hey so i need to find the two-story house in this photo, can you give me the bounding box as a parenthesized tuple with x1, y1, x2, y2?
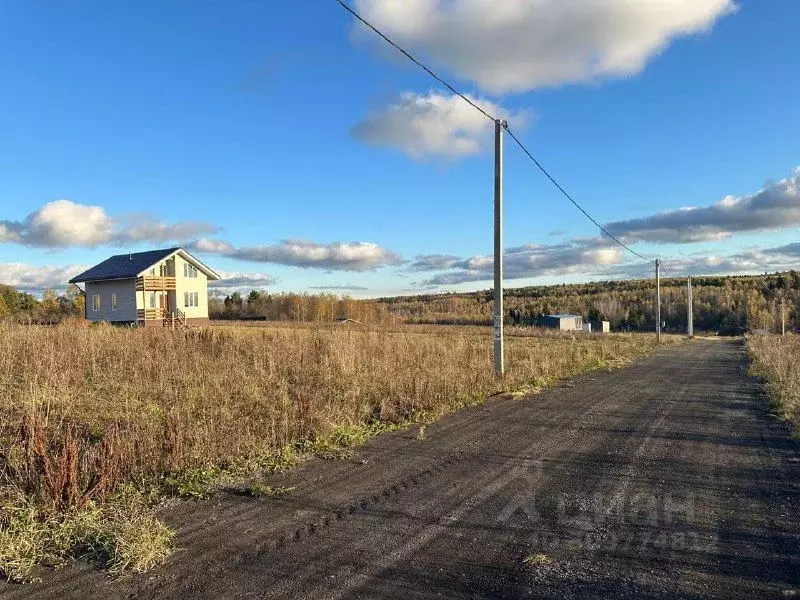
(69, 247, 220, 326)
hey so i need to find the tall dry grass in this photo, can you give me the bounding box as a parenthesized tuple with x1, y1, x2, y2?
(1, 322, 665, 507)
(747, 334, 800, 430)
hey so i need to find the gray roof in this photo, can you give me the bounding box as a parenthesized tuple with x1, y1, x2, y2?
(547, 314, 583, 319)
(69, 247, 181, 283)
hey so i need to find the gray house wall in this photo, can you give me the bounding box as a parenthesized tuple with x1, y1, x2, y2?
(85, 278, 137, 323)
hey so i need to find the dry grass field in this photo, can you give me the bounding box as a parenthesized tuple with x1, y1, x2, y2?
(747, 333, 800, 431)
(0, 321, 675, 581)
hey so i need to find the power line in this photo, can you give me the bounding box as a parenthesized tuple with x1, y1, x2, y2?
(503, 126, 653, 264)
(334, 0, 495, 123)
(334, 0, 657, 267)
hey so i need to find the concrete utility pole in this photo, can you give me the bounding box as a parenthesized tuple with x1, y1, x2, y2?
(656, 259, 661, 342)
(493, 119, 507, 376)
(782, 297, 786, 336)
(687, 276, 694, 338)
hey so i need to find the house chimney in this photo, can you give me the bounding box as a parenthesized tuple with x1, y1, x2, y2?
(129, 253, 132, 260)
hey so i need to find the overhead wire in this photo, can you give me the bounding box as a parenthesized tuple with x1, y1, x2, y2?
(503, 126, 654, 263)
(334, 0, 495, 123)
(334, 0, 681, 273)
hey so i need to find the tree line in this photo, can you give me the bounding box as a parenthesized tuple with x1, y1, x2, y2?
(211, 290, 395, 324)
(0, 284, 85, 323)
(378, 271, 800, 334)
(4, 270, 799, 332)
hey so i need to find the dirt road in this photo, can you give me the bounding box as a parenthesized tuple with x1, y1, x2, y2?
(8, 339, 799, 599)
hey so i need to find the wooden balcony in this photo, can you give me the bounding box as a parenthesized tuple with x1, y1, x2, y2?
(136, 276, 176, 291)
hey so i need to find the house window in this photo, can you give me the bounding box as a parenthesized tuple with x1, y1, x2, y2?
(183, 263, 188, 277)
(92, 295, 100, 311)
(149, 292, 156, 308)
(111, 293, 117, 310)
(193, 292, 199, 307)
(184, 291, 190, 307)
(150, 267, 155, 276)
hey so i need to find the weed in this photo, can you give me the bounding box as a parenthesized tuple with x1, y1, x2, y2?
(523, 553, 553, 566)
(162, 467, 220, 500)
(747, 334, 800, 431)
(416, 425, 426, 441)
(0, 488, 172, 583)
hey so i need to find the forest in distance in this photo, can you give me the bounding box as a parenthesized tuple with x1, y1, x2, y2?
(2, 270, 799, 334)
(381, 272, 800, 334)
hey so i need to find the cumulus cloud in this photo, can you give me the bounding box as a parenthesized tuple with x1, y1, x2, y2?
(1, 200, 114, 247)
(406, 254, 463, 272)
(0, 200, 219, 248)
(188, 238, 403, 272)
(605, 167, 800, 244)
(0, 263, 87, 295)
(413, 239, 800, 287)
(209, 272, 278, 293)
(352, 0, 736, 94)
(414, 239, 624, 285)
(114, 214, 219, 245)
(605, 247, 800, 280)
(352, 91, 528, 160)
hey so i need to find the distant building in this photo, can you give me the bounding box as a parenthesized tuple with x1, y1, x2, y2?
(589, 320, 611, 333)
(542, 314, 583, 331)
(69, 247, 220, 327)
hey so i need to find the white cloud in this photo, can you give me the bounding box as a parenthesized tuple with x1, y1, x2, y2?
(604, 248, 799, 280)
(413, 239, 800, 287)
(0, 262, 87, 294)
(352, 0, 736, 94)
(0, 200, 220, 248)
(12, 200, 114, 247)
(414, 238, 624, 285)
(114, 214, 219, 245)
(352, 91, 528, 160)
(209, 272, 278, 293)
(191, 238, 235, 255)
(605, 167, 800, 243)
(188, 238, 404, 272)
(407, 254, 463, 272)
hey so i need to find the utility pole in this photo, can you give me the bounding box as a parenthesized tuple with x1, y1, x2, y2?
(656, 259, 661, 342)
(687, 276, 694, 338)
(782, 297, 786, 336)
(494, 119, 506, 376)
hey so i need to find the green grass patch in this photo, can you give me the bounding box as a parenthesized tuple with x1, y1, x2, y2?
(523, 553, 553, 566)
(0, 488, 173, 583)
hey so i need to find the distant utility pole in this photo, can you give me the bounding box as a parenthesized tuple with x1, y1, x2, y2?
(494, 119, 507, 376)
(782, 297, 786, 336)
(655, 259, 661, 342)
(687, 276, 694, 338)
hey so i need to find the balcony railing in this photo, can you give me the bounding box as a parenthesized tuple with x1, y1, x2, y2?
(136, 276, 176, 291)
(137, 308, 165, 322)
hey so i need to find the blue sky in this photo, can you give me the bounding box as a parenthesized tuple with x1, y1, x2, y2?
(1, 0, 798, 297)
